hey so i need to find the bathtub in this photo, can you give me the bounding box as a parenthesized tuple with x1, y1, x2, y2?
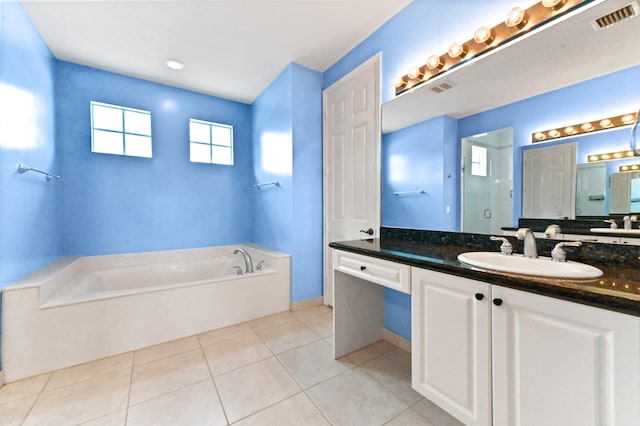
(1, 244, 290, 382)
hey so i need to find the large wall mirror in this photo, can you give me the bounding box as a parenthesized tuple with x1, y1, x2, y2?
(380, 0, 640, 235)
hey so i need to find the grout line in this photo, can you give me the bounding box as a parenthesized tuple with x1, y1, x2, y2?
(19, 373, 53, 424)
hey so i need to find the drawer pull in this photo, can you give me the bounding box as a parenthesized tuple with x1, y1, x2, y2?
(493, 298, 503, 306)
(360, 266, 367, 271)
(475, 293, 484, 301)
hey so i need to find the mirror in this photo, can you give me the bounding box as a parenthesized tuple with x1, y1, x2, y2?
(380, 0, 640, 233)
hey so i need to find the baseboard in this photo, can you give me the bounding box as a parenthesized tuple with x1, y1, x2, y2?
(383, 328, 411, 353)
(291, 296, 324, 311)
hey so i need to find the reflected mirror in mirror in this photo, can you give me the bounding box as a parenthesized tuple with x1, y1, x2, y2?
(461, 128, 513, 234)
(576, 163, 606, 216)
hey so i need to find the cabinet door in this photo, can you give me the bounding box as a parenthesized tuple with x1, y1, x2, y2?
(411, 268, 492, 426)
(492, 286, 640, 426)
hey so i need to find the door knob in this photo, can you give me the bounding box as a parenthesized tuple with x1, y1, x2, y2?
(493, 298, 503, 306)
(475, 293, 484, 301)
(360, 228, 374, 236)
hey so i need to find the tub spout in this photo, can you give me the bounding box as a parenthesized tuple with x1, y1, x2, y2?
(233, 248, 254, 273)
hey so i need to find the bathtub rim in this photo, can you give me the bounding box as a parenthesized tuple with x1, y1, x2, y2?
(3, 242, 290, 294)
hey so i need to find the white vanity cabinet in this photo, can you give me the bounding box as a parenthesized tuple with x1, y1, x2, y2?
(492, 286, 640, 426)
(412, 267, 640, 426)
(411, 268, 492, 426)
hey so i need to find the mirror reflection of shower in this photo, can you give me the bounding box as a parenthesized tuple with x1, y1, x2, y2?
(461, 128, 513, 235)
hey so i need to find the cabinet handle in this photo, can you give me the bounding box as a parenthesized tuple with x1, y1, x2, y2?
(493, 298, 503, 306)
(360, 266, 366, 271)
(475, 293, 484, 301)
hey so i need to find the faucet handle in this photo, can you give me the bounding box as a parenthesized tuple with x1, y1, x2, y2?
(490, 236, 513, 255)
(604, 219, 618, 229)
(544, 224, 562, 238)
(551, 241, 582, 262)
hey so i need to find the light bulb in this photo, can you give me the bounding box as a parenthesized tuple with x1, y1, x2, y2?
(549, 129, 561, 138)
(426, 55, 444, 70)
(542, 0, 567, 10)
(581, 123, 594, 131)
(393, 77, 405, 88)
(534, 132, 546, 141)
(407, 66, 422, 79)
(600, 119, 613, 128)
(474, 26, 495, 45)
(564, 126, 577, 135)
(448, 42, 467, 59)
(622, 114, 636, 124)
(505, 7, 527, 29)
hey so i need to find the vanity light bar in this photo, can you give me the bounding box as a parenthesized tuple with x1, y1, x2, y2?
(619, 164, 640, 172)
(533, 112, 638, 143)
(588, 149, 638, 163)
(393, 0, 589, 96)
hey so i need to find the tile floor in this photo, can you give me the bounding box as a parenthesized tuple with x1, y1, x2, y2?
(0, 305, 463, 426)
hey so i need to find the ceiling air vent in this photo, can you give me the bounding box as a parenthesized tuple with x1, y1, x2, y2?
(593, 1, 639, 29)
(430, 82, 455, 94)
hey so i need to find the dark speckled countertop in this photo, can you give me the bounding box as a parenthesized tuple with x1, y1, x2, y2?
(329, 227, 640, 317)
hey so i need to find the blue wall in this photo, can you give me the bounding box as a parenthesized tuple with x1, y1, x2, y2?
(0, 1, 61, 370)
(56, 62, 254, 255)
(252, 64, 323, 302)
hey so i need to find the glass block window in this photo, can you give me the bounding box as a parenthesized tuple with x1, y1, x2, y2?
(90, 101, 152, 158)
(189, 119, 234, 165)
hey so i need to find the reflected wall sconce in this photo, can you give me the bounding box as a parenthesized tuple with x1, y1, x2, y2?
(532, 112, 638, 143)
(587, 149, 637, 163)
(393, 0, 589, 95)
(619, 164, 640, 172)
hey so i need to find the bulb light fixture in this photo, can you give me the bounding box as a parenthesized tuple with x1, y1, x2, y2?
(407, 66, 423, 79)
(532, 112, 638, 143)
(588, 150, 637, 163)
(394, 0, 588, 96)
(620, 164, 640, 172)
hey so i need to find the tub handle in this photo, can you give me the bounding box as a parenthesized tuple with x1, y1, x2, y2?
(234, 266, 243, 276)
(256, 260, 264, 271)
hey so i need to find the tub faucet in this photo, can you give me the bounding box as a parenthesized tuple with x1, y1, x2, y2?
(233, 248, 254, 273)
(515, 227, 538, 258)
(623, 215, 637, 230)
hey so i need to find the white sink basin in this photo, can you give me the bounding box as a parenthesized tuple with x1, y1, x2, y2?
(457, 252, 603, 279)
(590, 228, 640, 235)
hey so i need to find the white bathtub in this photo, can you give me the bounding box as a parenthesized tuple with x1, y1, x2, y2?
(1, 244, 290, 382)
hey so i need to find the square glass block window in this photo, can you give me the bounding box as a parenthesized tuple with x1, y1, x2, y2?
(91, 101, 152, 158)
(189, 119, 234, 165)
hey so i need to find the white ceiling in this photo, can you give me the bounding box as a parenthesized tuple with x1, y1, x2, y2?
(22, 0, 412, 104)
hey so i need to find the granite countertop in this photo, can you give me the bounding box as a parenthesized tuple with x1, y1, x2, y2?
(329, 228, 640, 317)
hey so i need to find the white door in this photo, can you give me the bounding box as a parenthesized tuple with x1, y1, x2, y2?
(412, 268, 492, 426)
(323, 54, 381, 306)
(492, 286, 640, 426)
(522, 143, 576, 219)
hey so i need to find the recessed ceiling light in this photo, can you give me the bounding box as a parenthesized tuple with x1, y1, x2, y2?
(164, 59, 185, 70)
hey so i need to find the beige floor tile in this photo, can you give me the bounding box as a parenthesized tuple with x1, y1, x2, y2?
(412, 398, 465, 426)
(277, 340, 354, 389)
(0, 373, 49, 405)
(361, 350, 423, 405)
(134, 336, 200, 365)
(384, 407, 435, 426)
(255, 320, 321, 354)
(215, 357, 300, 423)
(22, 368, 130, 426)
(199, 322, 254, 347)
(249, 311, 298, 331)
(233, 392, 329, 426)
(45, 353, 133, 391)
(0, 394, 38, 426)
(127, 380, 226, 426)
(306, 368, 407, 426)
(203, 331, 272, 376)
(79, 409, 126, 425)
(296, 308, 333, 338)
(347, 339, 403, 366)
(129, 349, 210, 405)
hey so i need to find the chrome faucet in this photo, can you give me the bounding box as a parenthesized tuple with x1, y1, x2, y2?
(551, 241, 581, 262)
(543, 224, 561, 239)
(233, 248, 254, 273)
(515, 227, 538, 258)
(623, 215, 637, 230)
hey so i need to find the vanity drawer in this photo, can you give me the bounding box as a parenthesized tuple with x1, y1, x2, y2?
(333, 250, 411, 294)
